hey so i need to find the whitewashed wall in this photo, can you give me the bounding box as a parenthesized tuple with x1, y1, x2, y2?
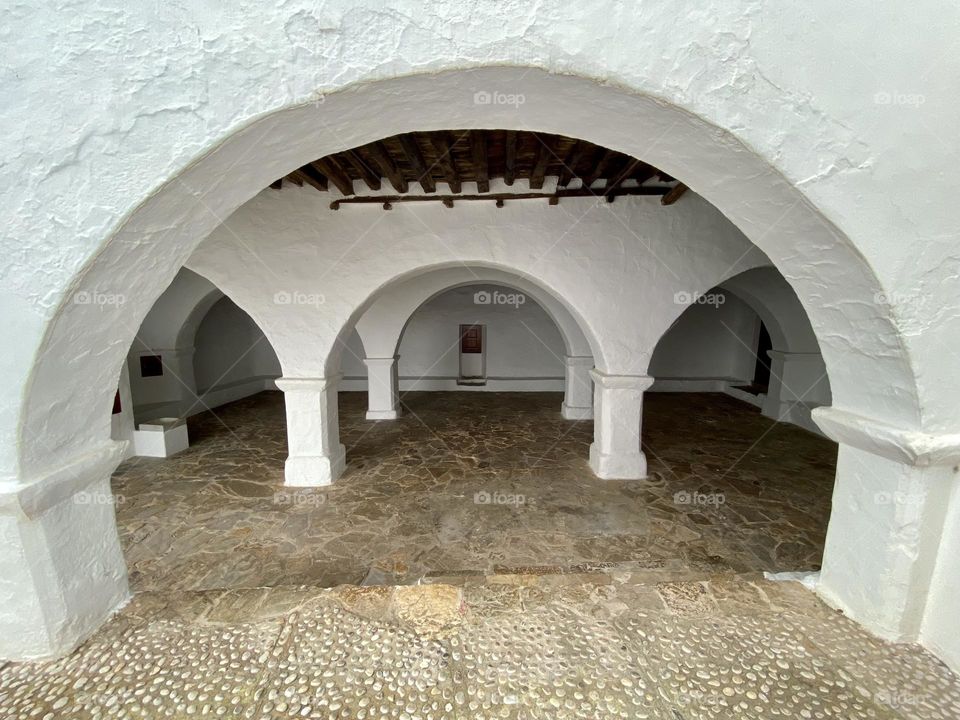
(192, 297, 281, 404)
(342, 285, 565, 391)
(649, 293, 760, 390)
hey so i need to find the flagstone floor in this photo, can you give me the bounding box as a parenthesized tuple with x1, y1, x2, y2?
(112, 391, 838, 592)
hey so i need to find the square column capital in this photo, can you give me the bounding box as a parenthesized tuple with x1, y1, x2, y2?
(362, 356, 400, 368)
(589, 370, 654, 391)
(275, 375, 341, 393)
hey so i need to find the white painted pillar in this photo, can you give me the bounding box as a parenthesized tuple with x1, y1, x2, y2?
(363, 356, 401, 420)
(561, 355, 594, 420)
(0, 444, 130, 660)
(813, 406, 959, 645)
(275, 376, 346, 486)
(588, 370, 654, 479)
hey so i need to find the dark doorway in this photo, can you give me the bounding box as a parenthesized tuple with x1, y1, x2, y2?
(752, 322, 772, 390)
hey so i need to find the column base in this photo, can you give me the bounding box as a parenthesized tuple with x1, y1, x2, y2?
(561, 403, 593, 420)
(284, 445, 346, 487)
(589, 443, 647, 479)
(366, 409, 401, 421)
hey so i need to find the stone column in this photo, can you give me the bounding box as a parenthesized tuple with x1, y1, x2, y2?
(0, 443, 130, 660)
(813, 406, 959, 642)
(363, 356, 401, 420)
(275, 376, 346, 486)
(561, 355, 594, 420)
(588, 370, 654, 479)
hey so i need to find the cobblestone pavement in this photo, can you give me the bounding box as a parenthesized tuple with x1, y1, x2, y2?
(2, 574, 958, 719)
(112, 391, 838, 592)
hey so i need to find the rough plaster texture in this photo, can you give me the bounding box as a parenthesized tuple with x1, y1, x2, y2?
(1, 2, 959, 666)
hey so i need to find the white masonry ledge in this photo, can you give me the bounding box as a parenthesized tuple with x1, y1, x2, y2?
(275, 375, 342, 392)
(589, 370, 655, 390)
(812, 406, 960, 467)
(0, 441, 126, 519)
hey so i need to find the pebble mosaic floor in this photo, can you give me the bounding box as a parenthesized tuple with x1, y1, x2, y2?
(2, 575, 958, 719)
(112, 391, 838, 592)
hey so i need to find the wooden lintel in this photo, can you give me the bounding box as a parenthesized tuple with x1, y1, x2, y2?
(329, 185, 670, 209)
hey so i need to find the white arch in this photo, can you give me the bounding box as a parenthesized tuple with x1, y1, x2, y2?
(5, 66, 949, 665)
(350, 266, 593, 366)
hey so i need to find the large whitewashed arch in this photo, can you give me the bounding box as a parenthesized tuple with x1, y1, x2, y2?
(3, 62, 955, 665)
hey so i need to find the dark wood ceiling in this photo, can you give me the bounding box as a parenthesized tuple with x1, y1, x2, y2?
(271, 130, 687, 208)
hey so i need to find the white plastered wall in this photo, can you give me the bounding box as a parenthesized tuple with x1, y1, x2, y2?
(344, 284, 566, 391)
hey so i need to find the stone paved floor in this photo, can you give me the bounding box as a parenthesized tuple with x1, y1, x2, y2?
(2, 574, 958, 719)
(112, 392, 838, 592)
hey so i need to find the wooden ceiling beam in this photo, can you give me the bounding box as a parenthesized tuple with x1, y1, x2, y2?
(343, 151, 382, 191)
(286, 173, 304, 187)
(661, 183, 688, 205)
(312, 157, 353, 196)
(603, 158, 646, 201)
(398, 134, 436, 193)
(557, 142, 595, 187)
(270, 179, 283, 190)
(428, 132, 462, 193)
(504, 130, 518, 186)
(296, 164, 328, 192)
(472, 130, 490, 192)
(581, 149, 618, 188)
(365, 142, 408, 193)
(529, 134, 553, 190)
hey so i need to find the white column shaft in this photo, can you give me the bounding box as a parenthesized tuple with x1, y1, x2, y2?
(276, 376, 346, 486)
(364, 357, 401, 420)
(561, 355, 593, 420)
(588, 370, 654, 479)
